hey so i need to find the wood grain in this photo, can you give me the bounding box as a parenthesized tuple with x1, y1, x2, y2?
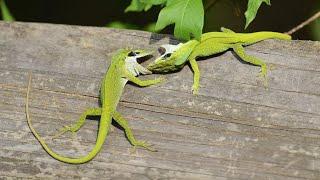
(0, 21, 319, 179)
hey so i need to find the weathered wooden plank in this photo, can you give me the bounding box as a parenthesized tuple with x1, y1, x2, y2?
(0, 21, 319, 179)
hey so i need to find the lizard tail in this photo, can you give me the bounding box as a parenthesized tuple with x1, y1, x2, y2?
(26, 72, 110, 164)
(243, 32, 292, 45)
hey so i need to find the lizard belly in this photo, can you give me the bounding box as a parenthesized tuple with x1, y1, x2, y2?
(101, 77, 127, 110)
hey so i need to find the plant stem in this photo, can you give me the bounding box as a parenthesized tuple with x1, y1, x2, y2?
(286, 11, 320, 35)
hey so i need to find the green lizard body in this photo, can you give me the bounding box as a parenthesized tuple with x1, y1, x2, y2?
(147, 27, 291, 94)
(26, 49, 164, 164)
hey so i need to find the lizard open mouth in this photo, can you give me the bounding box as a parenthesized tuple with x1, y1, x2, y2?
(125, 50, 153, 76)
(136, 53, 152, 64)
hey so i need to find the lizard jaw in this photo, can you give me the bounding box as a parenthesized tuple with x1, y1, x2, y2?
(147, 43, 182, 71)
(125, 52, 152, 76)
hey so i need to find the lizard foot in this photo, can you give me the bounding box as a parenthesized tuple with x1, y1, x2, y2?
(258, 68, 268, 88)
(51, 125, 77, 140)
(156, 76, 166, 84)
(192, 85, 199, 95)
(258, 71, 268, 89)
(269, 63, 276, 71)
(132, 140, 157, 152)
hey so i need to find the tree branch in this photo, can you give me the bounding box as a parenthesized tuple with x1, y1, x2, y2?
(286, 11, 320, 35)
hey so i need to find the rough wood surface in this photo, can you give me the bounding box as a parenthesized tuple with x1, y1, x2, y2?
(0, 21, 319, 179)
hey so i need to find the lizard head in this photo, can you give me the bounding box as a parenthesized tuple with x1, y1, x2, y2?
(147, 40, 199, 73)
(146, 44, 183, 73)
(147, 43, 186, 73)
(123, 49, 153, 76)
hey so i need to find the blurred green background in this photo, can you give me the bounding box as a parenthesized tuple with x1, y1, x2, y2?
(3, 0, 320, 40)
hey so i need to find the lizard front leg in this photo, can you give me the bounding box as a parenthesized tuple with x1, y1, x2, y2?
(52, 108, 102, 139)
(125, 72, 165, 87)
(188, 42, 231, 94)
(232, 44, 268, 86)
(189, 58, 200, 95)
(113, 111, 156, 151)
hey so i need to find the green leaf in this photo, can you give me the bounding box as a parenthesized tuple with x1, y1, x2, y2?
(140, 0, 167, 5)
(244, 0, 270, 29)
(155, 0, 204, 41)
(125, 0, 152, 12)
(0, 0, 15, 22)
(143, 22, 158, 32)
(106, 21, 158, 33)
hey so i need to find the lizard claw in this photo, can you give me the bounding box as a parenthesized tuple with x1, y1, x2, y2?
(51, 125, 77, 140)
(257, 72, 268, 88)
(256, 65, 268, 88)
(192, 85, 199, 95)
(132, 140, 157, 152)
(156, 76, 166, 84)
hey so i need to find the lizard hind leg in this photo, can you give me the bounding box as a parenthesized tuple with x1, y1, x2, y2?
(232, 44, 268, 87)
(113, 111, 157, 152)
(52, 108, 102, 139)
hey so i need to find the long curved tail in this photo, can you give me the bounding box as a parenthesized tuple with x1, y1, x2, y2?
(26, 72, 110, 164)
(243, 31, 291, 45)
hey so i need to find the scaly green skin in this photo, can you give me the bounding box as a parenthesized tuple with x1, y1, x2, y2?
(147, 27, 291, 94)
(26, 49, 164, 164)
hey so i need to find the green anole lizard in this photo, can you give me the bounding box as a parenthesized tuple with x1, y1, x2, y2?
(147, 27, 291, 94)
(26, 49, 164, 164)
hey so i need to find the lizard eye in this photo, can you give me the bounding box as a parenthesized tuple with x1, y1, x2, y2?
(163, 53, 172, 59)
(158, 47, 166, 55)
(135, 51, 140, 54)
(128, 51, 136, 57)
